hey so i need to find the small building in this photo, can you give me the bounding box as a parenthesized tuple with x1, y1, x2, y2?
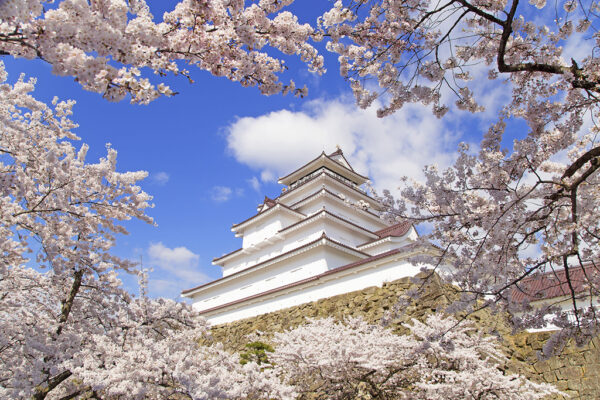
(510, 263, 599, 330)
(182, 149, 437, 325)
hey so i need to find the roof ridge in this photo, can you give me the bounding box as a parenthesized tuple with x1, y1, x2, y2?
(278, 151, 367, 185)
(327, 147, 343, 157)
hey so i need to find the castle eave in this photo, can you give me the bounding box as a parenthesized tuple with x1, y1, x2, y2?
(214, 210, 378, 266)
(230, 203, 304, 234)
(278, 171, 383, 210)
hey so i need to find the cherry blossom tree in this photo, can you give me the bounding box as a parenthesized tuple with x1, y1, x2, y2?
(0, 63, 295, 399)
(2, 0, 598, 371)
(317, 0, 600, 346)
(270, 315, 560, 399)
(0, 0, 325, 103)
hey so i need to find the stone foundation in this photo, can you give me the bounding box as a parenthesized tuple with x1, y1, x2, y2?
(209, 276, 600, 399)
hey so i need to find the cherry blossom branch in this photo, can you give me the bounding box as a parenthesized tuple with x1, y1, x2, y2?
(454, 0, 504, 25)
(562, 146, 600, 179)
(32, 370, 73, 400)
(55, 269, 83, 337)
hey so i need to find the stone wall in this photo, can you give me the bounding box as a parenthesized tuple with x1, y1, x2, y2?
(209, 276, 600, 399)
(504, 332, 600, 399)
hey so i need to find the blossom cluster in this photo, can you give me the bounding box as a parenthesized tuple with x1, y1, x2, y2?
(0, 0, 324, 103)
(0, 63, 294, 399)
(322, 0, 600, 350)
(270, 315, 560, 399)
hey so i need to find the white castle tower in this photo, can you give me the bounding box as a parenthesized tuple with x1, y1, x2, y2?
(182, 149, 433, 325)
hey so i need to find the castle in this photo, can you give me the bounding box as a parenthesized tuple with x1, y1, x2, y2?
(182, 149, 438, 324)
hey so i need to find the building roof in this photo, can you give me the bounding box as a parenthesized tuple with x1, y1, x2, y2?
(277, 169, 383, 210)
(327, 147, 355, 171)
(289, 188, 385, 223)
(212, 247, 244, 264)
(278, 150, 368, 186)
(375, 221, 413, 238)
(230, 171, 383, 237)
(510, 264, 598, 303)
(357, 221, 414, 249)
(278, 209, 379, 239)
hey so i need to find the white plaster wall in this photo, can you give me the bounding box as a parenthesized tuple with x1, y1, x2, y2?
(321, 222, 373, 248)
(296, 196, 387, 233)
(524, 296, 599, 332)
(241, 212, 300, 248)
(359, 236, 412, 256)
(242, 220, 282, 249)
(204, 258, 424, 325)
(223, 226, 325, 276)
(407, 227, 418, 241)
(321, 250, 358, 271)
(193, 249, 330, 312)
(192, 244, 364, 314)
(222, 217, 373, 276)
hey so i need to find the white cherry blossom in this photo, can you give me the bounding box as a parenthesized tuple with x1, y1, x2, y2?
(271, 315, 560, 399)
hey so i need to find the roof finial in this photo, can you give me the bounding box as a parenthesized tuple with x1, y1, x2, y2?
(328, 145, 343, 157)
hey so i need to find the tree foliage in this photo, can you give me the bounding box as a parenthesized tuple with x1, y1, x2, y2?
(1, 0, 599, 396)
(0, 0, 324, 103)
(240, 341, 275, 366)
(0, 63, 295, 399)
(323, 0, 600, 346)
(270, 315, 560, 399)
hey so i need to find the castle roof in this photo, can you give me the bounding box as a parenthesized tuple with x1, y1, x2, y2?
(231, 203, 304, 233)
(375, 221, 413, 238)
(288, 188, 384, 221)
(276, 169, 381, 209)
(510, 263, 598, 303)
(213, 210, 379, 265)
(278, 150, 368, 186)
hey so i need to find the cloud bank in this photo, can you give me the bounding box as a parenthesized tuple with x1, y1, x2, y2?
(226, 98, 463, 193)
(147, 242, 207, 299)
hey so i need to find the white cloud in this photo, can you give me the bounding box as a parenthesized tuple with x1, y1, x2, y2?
(148, 242, 202, 280)
(147, 242, 208, 298)
(210, 185, 245, 202)
(151, 171, 170, 185)
(260, 170, 276, 183)
(248, 176, 261, 191)
(225, 98, 464, 194)
(211, 185, 233, 202)
(148, 279, 182, 300)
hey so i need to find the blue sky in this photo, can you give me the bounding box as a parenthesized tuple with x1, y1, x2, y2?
(5, 0, 573, 299)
